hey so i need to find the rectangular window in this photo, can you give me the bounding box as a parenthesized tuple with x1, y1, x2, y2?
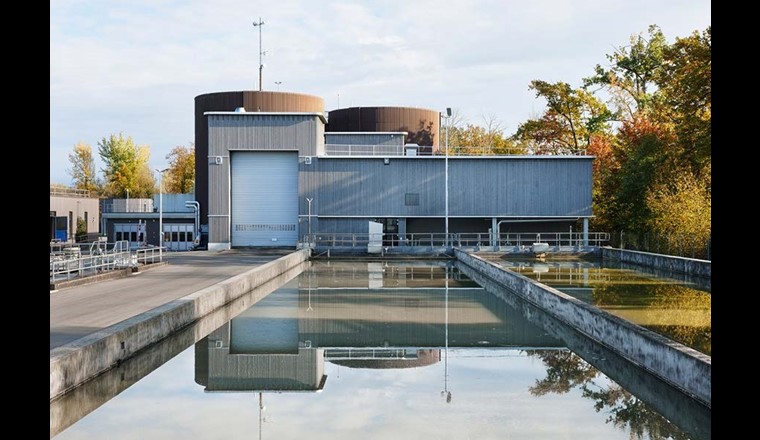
(405, 193, 420, 206)
(130, 232, 137, 242)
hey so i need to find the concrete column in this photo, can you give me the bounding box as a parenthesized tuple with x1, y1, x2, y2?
(398, 218, 407, 246)
(491, 217, 498, 248)
(583, 218, 589, 247)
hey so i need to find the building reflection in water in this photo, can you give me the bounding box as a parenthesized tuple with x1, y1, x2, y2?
(192, 261, 709, 440)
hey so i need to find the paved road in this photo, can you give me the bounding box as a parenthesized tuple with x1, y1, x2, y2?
(50, 249, 293, 350)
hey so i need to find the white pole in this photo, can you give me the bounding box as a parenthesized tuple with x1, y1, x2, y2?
(443, 108, 451, 247)
(156, 168, 168, 259)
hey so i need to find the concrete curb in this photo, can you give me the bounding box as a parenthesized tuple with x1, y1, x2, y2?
(50, 249, 310, 401)
(601, 247, 711, 278)
(455, 249, 711, 407)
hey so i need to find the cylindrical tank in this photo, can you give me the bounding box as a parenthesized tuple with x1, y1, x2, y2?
(194, 91, 325, 227)
(327, 106, 441, 150)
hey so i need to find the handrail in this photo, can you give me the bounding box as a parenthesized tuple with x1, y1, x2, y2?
(304, 232, 610, 249)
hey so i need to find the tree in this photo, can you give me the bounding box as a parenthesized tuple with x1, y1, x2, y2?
(512, 80, 613, 154)
(583, 25, 667, 119)
(653, 26, 711, 170)
(67, 142, 101, 195)
(646, 170, 711, 258)
(97, 133, 156, 198)
(164, 144, 195, 194)
(446, 113, 522, 155)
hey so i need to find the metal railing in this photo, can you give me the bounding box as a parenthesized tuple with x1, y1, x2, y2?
(609, 231, 711, 261)
(49, 185, 92, 198)
(322, 144, 590, 157)
(324, 144, 405, 156)
(304, 232, 610, 249)
(457, 232, 610, 248)
(50, 240, 166, 284)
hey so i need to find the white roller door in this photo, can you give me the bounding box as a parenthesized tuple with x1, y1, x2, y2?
(231, 151, 298, 247)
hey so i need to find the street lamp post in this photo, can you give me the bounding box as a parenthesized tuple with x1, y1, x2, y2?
(275, 81, 282, 91)
(442, 108, 452, 247)
(156, 168, 169, 259)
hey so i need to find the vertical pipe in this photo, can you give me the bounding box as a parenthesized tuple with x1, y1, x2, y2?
(583, 218, 589, 247)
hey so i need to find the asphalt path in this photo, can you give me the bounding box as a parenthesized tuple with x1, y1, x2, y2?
(50, 249, 293, 350)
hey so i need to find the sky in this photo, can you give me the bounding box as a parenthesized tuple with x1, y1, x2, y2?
(50, 0, 711, 185)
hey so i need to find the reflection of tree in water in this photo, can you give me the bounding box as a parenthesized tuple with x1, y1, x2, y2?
(527, 350, 691, 440)
(591, 282, 711, 355)
(526, 350, 597, 396)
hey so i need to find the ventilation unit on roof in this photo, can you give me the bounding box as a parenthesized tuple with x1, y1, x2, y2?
(234, 107, 246, 112)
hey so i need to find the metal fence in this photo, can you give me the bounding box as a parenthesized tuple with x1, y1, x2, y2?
(608, 231, 711, 261)
(305, 232, 610, 250)
(50, 240, 165, 284)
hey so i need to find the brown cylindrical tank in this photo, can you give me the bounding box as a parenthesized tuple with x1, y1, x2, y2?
(194, 91, 325, 226)
(327, 106, 441, 150)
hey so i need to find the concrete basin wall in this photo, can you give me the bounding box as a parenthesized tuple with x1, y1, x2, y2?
(454, 249, 711, 407)
(50, 249, 310, 401)
(601, 247, 711, 278)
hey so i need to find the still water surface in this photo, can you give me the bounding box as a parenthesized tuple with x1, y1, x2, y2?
(483, 257, 711, 355)
(52, 260, 710, 439)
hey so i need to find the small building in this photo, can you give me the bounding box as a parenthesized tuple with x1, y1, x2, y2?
(100, 193, 199, 250)
(49, 185, 100, 243)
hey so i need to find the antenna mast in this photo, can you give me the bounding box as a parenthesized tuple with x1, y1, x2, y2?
(252, 17, 265, 91)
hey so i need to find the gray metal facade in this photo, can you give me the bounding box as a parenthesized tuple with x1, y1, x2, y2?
(206, 112, 325, 248)
(206, 111, 594, 248)
(301, 156, 592, 219)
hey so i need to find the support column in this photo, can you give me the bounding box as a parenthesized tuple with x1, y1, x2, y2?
(491, 217, 498, 249)
(583, 218, 589, 247)
(398, 218, 407, 246)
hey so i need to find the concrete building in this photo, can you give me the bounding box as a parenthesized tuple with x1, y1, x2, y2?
(195, 91, 594, 251)
(49, 185, 100, 243)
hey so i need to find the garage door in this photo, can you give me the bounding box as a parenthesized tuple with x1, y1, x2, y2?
(231, 151, 298, 247)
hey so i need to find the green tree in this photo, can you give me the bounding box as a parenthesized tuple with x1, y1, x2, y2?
(513, 80, 613, 154)
(67, 142, 101, 195)
(164, 144, 195, 194)
(447, 118, 521, 155)
(583, 24, 667, 118)
(97, 133, 156, 198)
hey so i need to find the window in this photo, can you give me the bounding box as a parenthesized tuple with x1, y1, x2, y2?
(405, 193, 420, 206)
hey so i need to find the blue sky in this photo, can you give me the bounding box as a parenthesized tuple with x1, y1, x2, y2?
(50, 0, 710, 185)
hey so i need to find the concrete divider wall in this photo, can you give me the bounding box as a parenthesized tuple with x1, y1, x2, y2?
(601, 247, 711, 279)
(50, 249, 310, 401)
(454, 249, 711, 407)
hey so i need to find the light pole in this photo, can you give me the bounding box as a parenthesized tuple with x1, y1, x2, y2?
(156, 168, 169, 258)
(253, 17, 265, 91)
(275, 81, 282, 91)
(442, 108, 451, 247)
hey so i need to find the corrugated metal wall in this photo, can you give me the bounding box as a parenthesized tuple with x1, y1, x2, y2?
(207, 114, 323, 245)
(208, 114, 321, 156)
(195, 91, 324, 225)
(301, 157, 593, 218)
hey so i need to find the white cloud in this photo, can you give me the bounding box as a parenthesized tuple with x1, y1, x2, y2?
(50, 0, 710, 184)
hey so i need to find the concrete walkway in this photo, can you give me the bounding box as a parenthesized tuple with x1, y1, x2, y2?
(50, 249, 293, 350)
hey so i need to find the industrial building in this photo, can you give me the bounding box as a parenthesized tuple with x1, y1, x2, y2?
(195, 91, 593, 251)
(49, 185, 100, 243)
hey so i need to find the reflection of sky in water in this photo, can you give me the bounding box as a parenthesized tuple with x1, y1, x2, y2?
(55, 346, 685, 440)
